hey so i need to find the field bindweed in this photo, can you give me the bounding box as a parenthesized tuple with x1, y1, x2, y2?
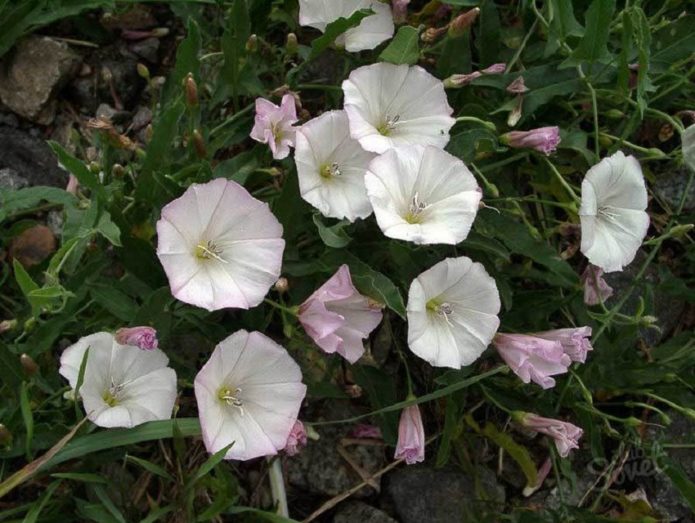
(493, 333, 572, 389)
(250, 94, 298, 160)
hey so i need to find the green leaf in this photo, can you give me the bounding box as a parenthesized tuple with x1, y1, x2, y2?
(562, 0, 616, 66)
(0, 186, 76, 223)
(95, 211, 121, 246)
(20, 381, 34, 459)
(187, 442, 234, 487)
(659, 456, 695, 511)
(13, 259, 39, 296)
(125, 455, 173, 481)
(379, 25, 420, 65)
(163, 18, 201, 102)
(90, 285, 137, 322)
(545, 0, 583, 56)
(308, 9, 371, 60)
(481, 422, 538, 489)
(312, 214, 352, 248)
(477, 0, 500, 66)
(49, 142, 104, 200)
(51, 472, 109, 484)
(21, 479, 62, 523)
(650, 15, 695, 72)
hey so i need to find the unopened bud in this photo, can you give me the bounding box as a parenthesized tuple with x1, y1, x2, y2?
(625, 417, 642, 427)
(184, 73, 198, 107)
(112, 164, 125, 177)
(246, 34, 258, 53)
(192, 129, 206, 159)
(659, 124, 675, 142)
(0, 319, 17, 333)
(89, 161, 101, 174)
(448, 8, 480, 38)
(286, 33, 298, 55)
(136, 63, 150, 80)
(605, 109, 624, 119)
(506, 76, 529, 94)
(668, 223, 694, 238)
(507, 97, 523, 127)
(274, 277, 289, 293)
(421, 26, 448, 43)
(0, 424, 11, 447)
(640, 315, 659, 327)
(152, 27, 170, 38)
(20, 353, 38, 376)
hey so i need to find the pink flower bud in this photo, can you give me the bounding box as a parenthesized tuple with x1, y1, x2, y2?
(532, 327, 593, 364)
(493, 333, 571, 389)
(506, 76, 529, 94)
(115, 326, 158, 350)
(395, 405, 425, 465)
(448, 8, 480, 38)
(392, 0, 410, 24)
(284, 420, 307, 456)
(481, 63, 507, 74)
(66, 174, 79, 195)
(517, 413, 583, 458)
(501, 126, 561, 155)
(581, 265, 613, 305)
(443, 63, 506, 88)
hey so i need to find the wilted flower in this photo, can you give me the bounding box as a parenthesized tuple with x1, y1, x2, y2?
(250, 94, 298, 160)
(194, 330, 307, 461)
(342, 63, 455, 153)
(156, 179, 285, 311)
(408, 257, 501, 368)
(579, 151, 650, 272)
(298, 0, 394, 52)
(443, 62, 506, 87)
(284, 420, 308, 456)
(395, 404, 425, 464)
(506, 76, 529, 94)
(448, 8, 480, 37)
(59, 332, 177, 428)
(516, 412, 583, 458)
(532, 327, 593, 364)
(581, 265, 614, 305)
(493, 333, 571, 389)
(392, 0, 409, 24)
(501, 126, 560, 155)
(365, 145, 482, 244)
(298, 265, 383, 363)
(295, 110, 376, 222)
(115, 326, 158, 350)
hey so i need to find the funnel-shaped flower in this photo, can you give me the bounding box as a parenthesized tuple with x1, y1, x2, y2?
(501, 126, 560, 155)
(299, 265, 383, 363)
(343, 63, 455, 153)
(365, 145, 481, 244)
(517, 413, 583, 458)
(250, 95, 298, 160)
(156, 179, 285, 311)
(395, 405, 425, 464)
(299, 0, 394, 52)
(407, 257, 501, 368)
(194, 330, 306, 461)
(493, 333, 571, 389)
(295, 110, 376, 222)
(579, 151, 649, 272)
(533, 327, 593, 364)
(59, 332, 177, 428)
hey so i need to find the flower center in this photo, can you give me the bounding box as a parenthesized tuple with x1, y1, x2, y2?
(377, 114, 400, 136)
(598, 205, 620, 221)
(218, 386, 244, 416)
(404, 193, 428, 224)
(320, 162, 342, 179)
(426, 299, 454, 322)
(102, 379, 125, 407)
(195, 240, 227, 263)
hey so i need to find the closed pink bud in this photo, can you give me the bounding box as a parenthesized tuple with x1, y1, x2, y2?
(395, 405, 425, 465)
(533, 327, 593, 364)
(501, 126, 561, 155)
(581, 265, 613, 305)
(66, 174, 79, 195)
(284, 420, 307, 456)
(350, 424, 382, 439)
(493, 333, 571, 389)
(517, 413, 583, 458)
(115, 326, 158, 350)
(506, 76, 529, 94)
(481, 63, 507, 74)
(392, 0, 410, 24)
(448, 8, 480, 38)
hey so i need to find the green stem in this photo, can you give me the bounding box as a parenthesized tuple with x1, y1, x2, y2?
(455, 116, 497, 132)
(541, 157, 581, 203)
(264, 299, 298, 317)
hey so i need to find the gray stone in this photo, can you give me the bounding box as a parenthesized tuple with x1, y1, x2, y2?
(129, 37, 160, 63)
(333, 501, 396, 523)
(0, 168, 29, 190)
(384, 465, 505, 523)
(131, 105, 152, 131)
(655, 165, 695, 213)
(0, 126, 67, 187)
(0, 37, 81, 124)
(286, 424, 385, 498)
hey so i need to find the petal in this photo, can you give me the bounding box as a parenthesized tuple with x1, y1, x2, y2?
(59, 332, 113, 389)
(344, 1, 395, 52)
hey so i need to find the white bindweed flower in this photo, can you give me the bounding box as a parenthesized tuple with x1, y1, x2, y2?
(364, 145, 482, 244)
(156, 179, 285, 311)
(194, 330, 307, 461)
(407, 257, 501, 368)
(295, 110, 376, 222)
(579, 151, 650, 273)
(59, 332, 177, 428)
(298, 0, 394, 52)
(342, 63, 456, 153)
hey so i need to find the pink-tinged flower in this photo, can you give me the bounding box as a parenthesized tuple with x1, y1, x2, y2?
(350, 424, 383, 439)
(115, 326, 158, 350)
(66, 174, 79, 195)
(493, 333, 571, 389)
(298, 265, 383, 363)
(517, 412, 583, 458)
(284, 420, 308, 456)
(506, 76, 529, 94)
(443, 63, 506, 88)
(250, 94, 298, 160)
(395, 405, 425, 464)
(523, 457, 553, 497)
(533, 327, 593, 364)
(501, 126, 561, 155)
(581, 265, 614, 305)
(156, 179, 285, 311)
(392, 0, 409, 24)
(194, 330, 307, 461)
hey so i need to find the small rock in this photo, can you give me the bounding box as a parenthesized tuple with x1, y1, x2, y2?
(0, 37, 81, 124)
(384, 465, 505, 523)
(333, 501, 396, 523)
(286, 425, 385, 498)
(131, 106, 152, 131)
(9, 225, 57, 267)
(96, 103, 119, 121)
(129, 37, 160, 63)
(0, 168, 29, 190)
(655, 165, 695, 213)
(0, 126, 67, 187)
